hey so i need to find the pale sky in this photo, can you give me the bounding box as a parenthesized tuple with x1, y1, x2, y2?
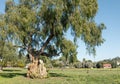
(0, 0, 120, 61)
(78, 0, 120, 61)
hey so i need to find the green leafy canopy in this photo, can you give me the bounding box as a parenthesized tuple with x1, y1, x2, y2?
(0, 0, 106, 59)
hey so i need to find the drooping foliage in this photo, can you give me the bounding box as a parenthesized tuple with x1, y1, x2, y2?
(61, 38, 78, 64)
(1, 0, 106, 59)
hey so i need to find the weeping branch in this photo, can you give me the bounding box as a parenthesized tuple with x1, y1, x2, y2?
(39, 34, 54, 54)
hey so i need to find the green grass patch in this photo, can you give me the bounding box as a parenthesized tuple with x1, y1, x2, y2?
(0, 68, 120, 84)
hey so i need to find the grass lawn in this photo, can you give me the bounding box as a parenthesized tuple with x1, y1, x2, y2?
(0, 68, 120, 84)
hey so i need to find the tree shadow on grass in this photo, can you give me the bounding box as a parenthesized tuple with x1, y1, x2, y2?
(0, 68, 26, 78)
(0, 72, 26, 78)
(49, 72, 68, 77)
(3, 69, 21, 72)
(1, 72, 68, 78)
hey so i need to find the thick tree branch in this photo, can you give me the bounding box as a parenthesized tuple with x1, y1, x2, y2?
(39, 23, 55, 55)
(39, 34, 54, 54)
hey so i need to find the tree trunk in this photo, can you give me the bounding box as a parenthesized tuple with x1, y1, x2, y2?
(27, 54, 47, 78)
(26, 32, 54, 79)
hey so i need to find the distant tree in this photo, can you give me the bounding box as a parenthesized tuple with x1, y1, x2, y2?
(96, 62, 103, 68)
(0, 42, 18, 67)
(111, 60, 117, 68)
(51, 59, 62, 68)
(61, 38, 78, 64)
(111, 57, 120, 68)
(82, 59, 93, 68)
(1, 0, 105, 78)
(86, 60, 93, 68)
(74, 61, 82, 68)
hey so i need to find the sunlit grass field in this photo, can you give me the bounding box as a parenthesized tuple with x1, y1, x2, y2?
(0, 68, 120, 84)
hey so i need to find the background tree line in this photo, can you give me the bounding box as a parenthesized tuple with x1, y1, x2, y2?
(0, 45, 119, 69)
